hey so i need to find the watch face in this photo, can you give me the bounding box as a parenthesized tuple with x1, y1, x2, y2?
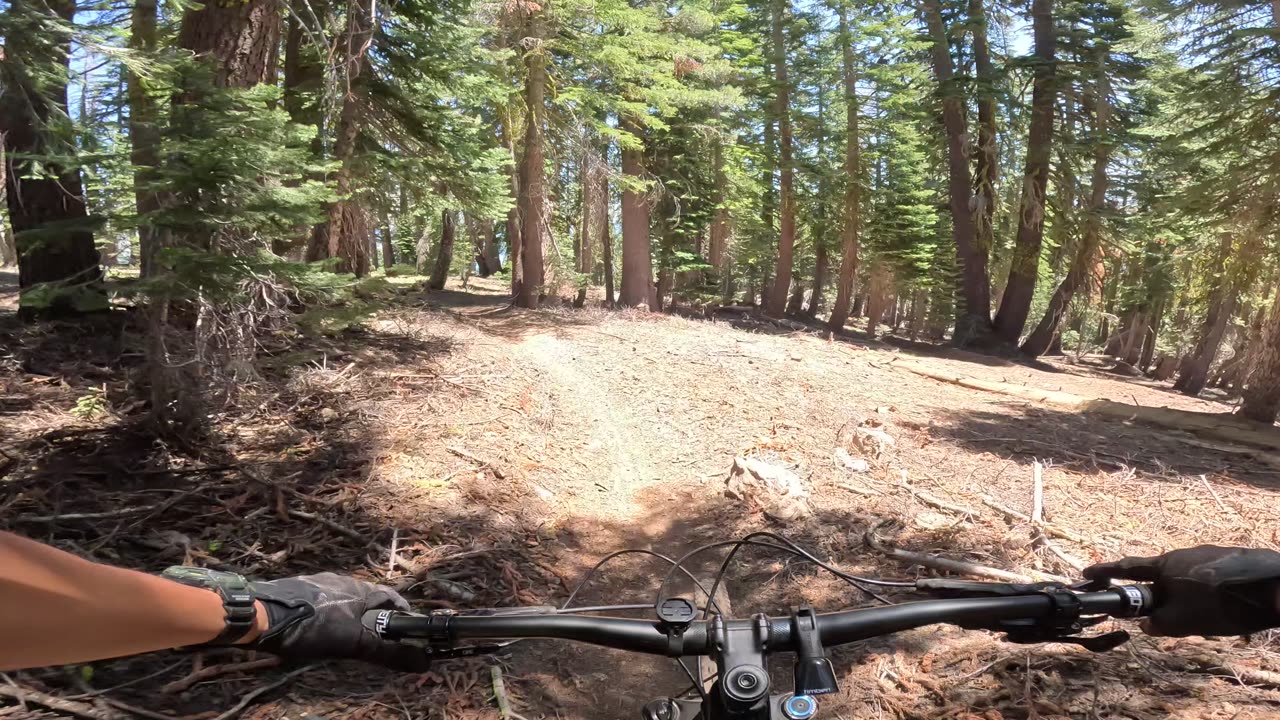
(163, 566, 248, 590)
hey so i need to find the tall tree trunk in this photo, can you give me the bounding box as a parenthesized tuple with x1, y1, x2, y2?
(709, 134, 730, 295)
(415, 225, 431, 274)
(969, 0, 998, 288)
(992, 0, 1056, 343)
(923, 0, 990, 343)
(428, 209, 455, 290)
(865, 262, 893, 338)
(601, 165, 615, 306)
(0, 139, 12, 265)
(130, 0, 162, 278)
(1175, 272, 1238, 395)
(766, 0, 796, 317)
(827, 4, 861, 332)
(321, 0, 374, 276)
(286, 0, 327, 261)
(619, 117, 653, 308)
(1242, 289, 1280, 423)
(1, 0, 103, 315)
(805, 242, 829, 320)
(382, 225, 396, 270)
(517, 13, 547, 309)
(1021, 56, 1111, 358)
(499, 111, 523, 296)
(576, 142, 601, 308)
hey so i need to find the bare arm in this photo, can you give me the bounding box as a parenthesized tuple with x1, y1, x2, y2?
(0, 530, 266, 671)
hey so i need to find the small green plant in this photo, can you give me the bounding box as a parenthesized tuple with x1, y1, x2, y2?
(71, 388, 107, 419)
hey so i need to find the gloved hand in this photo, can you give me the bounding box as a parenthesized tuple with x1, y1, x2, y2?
(1084, 546, 1280, 637)
(248, 573, 430, 671)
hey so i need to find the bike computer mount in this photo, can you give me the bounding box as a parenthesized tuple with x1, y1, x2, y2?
(644, 604, 837, 720)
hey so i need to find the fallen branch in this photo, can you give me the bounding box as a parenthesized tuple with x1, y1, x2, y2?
(980, 495, 1087, 544)
(1197, 474, 1232, 514)
(209, 664, 318, 720)
(864, 527, 1069, 584)
(15, 504, 161, 523)
(899, 480, 977, 517)
(393, 547, 494, 592)
(1159, 652, 1280, 689)
(161, 657, 281, 694)
(835, 482, 880, 496)
(491, 665, 513, 720)
(0, 684, 121, 720)
(286, 509, 380, 549)
(446, 446, 506, 479)
(1031, 461, 1044, 525)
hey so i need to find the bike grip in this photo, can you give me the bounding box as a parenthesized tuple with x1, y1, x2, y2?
(362, 608, 402, 639)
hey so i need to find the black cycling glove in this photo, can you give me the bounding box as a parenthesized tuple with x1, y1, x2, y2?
(248, 573, 431, 671)
(1084, 545, 1280, 637)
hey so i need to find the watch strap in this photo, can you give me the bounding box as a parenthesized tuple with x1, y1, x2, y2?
(163, 567, 260, 646)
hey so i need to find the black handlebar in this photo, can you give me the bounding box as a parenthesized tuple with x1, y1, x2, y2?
(364, 585, 1153, 658)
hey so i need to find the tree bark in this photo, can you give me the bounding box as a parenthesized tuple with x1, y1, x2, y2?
(1175, 267, 1238, 396)
(499, 111, 523, 296)
(415, 225, 431, 274)
(1, 0, 103, 315)
(516, 12, 547, 309)
(178, 0, 280, 87)
(865, 262, 893, 338)
(765, 0, 797, 317)
(992, 0, 1055, 343)
(576, 142, 602, 307)
(805, 241, 828, 320)
(1242, 290, 1280, 423)
(285, 0, 326, 262)
(969, 0, 999, 289)
(600, 157, 615, 306)
(1021, 55, 1111, 358)
(129, 0, 162, 278)
(382, 226, 396, 270)
(619, 117, 653, 308)
(827, 5, 861, 332)
(319, 0, 375, 276)
(709, 134, 730, 296)
(923, 0, 990, 343)
(428, 209, 455, 290)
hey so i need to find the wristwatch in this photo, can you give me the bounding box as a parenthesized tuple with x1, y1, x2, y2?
(162, 566, 259, 645)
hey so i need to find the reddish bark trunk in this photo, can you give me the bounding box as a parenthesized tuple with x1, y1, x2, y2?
(827, 5, 861, 332)
(993, 0, 1056, 343)
(619, 117, 653, 308)
(765, 0, 796, 318)
(923, 0, 990, 343)
(2, 0, 103, 314)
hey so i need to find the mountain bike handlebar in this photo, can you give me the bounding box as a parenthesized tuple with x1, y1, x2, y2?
(363, 584, 1153, 657)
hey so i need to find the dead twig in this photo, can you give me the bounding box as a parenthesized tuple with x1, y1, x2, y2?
(864, 525, 1069, 583)
(1197, 474, 1232, 514)
(980, 495, 1088, 545)
(209, 664, 318, 720)
(0, 684, 120, 720)
(1031, 460, 1045, 525)
(446, 446, 506, 479)
(286, 508, 380, 549)
(899, 479, 976, 517)
(160, 657, 281, 694)
(393, 547, 494, 591)
(491, 664, 513, 720)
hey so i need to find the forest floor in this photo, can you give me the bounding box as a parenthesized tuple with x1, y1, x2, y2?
(3, 275, 1279, 720)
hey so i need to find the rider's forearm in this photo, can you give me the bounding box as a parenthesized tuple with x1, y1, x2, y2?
(0, 530, 266, 670)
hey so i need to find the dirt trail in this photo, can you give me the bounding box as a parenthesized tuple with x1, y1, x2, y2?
(4, 278, 1280, 720)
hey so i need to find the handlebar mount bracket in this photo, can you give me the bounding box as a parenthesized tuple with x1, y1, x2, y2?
(997, 586, 1131, 652)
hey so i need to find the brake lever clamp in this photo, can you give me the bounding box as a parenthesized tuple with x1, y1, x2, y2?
(998, 586, 1131, 653)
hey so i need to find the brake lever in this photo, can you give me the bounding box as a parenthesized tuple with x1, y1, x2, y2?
(919, 580, 1134, 653)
